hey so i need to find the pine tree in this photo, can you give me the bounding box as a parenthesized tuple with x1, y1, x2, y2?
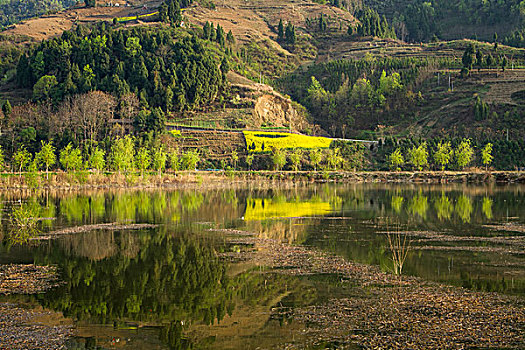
(278, 19, 284, 41)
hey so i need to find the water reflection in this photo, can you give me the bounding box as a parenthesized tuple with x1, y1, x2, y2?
(482, 196, 493, 220)
(0, 184, 524, 349)
(434, 193, 454, 221)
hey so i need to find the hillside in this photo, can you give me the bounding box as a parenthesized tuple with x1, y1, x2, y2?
(0, 0, 524, 171)
(0, 0, 79, 28)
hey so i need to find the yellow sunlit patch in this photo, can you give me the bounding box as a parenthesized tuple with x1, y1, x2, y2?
(243, 131, 332, 153)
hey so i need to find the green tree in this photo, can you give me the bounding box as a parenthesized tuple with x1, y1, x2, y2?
(433, 141, 453, 171)
(378, 70, 403, 96)
(13, 146, 32, 177)
(271, 147, 287, 171)
(111, 136, 135, 174)
(35, 140, 56, 179)
(455, 138, 474, 169)
(125, 37, 142, 57)
(245, 153, 254, 170)
(309, 149, 323, 171)
(88, 147, 105, 173)
(181, 150, 200, 170)
(408, 142, 428, 171)
(278, 19, 284, 41)
(326, 148, 344, 170)
(59, 143, 83, 172)
(289, 149, 303, 171)
(152, 146, 167, 176)
(501, 56, 508, 71)
(231, 149, 239, 170)
(2, 100, 12, 120)
(169, 149, 180, 171)
(462, 44, 475, 74)
(135, 146, 151, 176)
(482, 142, 493, 171)
(0, 145, 5, 171)
(33, 75, 58, 100)
(389, 148, 404, 171)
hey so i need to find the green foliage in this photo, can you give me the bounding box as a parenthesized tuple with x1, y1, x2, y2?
(355, 7, 396, 39)
(408, 142, 428, 171)
(385, 0, 524, 43)
(326, 148, 344, 170)
(0, 145, 5, 171)
(2, 100, 12, 119)
(285, 23, 296, 45)
(59, 143, 83, 171)
(110, 136, 135, 173)
(482, 143, 493, 169)
(88, 147, 105, 172)
(455, 138, 474, 169)
(181, 150, 200, 170)
(35, 140, 56, 177)
(245, 153, 254, 170)
(8, 202, 40, 244)
(231, 149, 239, 169)
(0, 0, 78, 28)
(389, 148, 404, 171)
(309, 149, 323, 171)
(20, 23, 225, 114)
(152, 146, 168, 175)
(33, 75, 58, 100)
(281, 57, 429, 134)
(169, 149, 180, 171)
(289, 149, 303, 171)
(13, 146, 32, 174)
(332, 140, 367, 171)
(135, 146, 151, 176)
(378, 70, 403, 96)
(473, 96, 490, 121)
(433, 141, 453, 171)
(277, 19, 285, 41)
(271, 147, 287, 171)
(504, 28, 525, 48)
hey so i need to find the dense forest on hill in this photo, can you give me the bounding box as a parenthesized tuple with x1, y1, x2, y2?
(17, 23, 227, 112)
(364, 0, 525, 44)
(0, 20, 237, 155)
(0, 0, 79, 28)
(279, 57, 444, 136)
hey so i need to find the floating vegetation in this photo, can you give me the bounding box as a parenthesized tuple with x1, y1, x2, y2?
(0, 302, 72, 350)
(0, 264, 61, 294)
(7, 202, 41, 244)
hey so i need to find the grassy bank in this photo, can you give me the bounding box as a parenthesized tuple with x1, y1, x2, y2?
(1, 170, 525, 190)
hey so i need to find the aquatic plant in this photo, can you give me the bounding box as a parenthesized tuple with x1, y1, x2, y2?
(7, 202, 41, 244)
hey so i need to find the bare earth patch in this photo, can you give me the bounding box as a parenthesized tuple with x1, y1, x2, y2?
(216, 229, 525, 349)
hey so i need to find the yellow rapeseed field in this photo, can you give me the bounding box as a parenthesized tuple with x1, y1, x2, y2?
(243, 131, 332, 153)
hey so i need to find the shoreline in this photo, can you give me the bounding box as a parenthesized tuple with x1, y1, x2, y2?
(217, 228, 525, 349)
(0, 170, 524, 191)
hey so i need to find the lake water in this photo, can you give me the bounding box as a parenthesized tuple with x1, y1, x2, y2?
(1, 183, 524, 349)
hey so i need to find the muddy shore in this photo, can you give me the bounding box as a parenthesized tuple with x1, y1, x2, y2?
(216, 228, 525, 349)
(0, 265, 71, 350)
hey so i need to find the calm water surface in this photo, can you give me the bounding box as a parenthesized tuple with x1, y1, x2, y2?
(0, 183, 523, 349)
